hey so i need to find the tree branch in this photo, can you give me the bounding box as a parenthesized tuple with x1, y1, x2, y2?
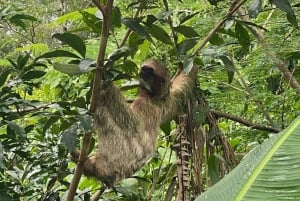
(192, 0, 248, 56)
(211, 109, 280, 133)
(67, 1, 114, 200)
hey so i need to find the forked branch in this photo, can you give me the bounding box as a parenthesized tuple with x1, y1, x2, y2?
(66, 1, 114, 200)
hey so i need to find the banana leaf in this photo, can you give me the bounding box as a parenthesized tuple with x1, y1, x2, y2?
(196, 116, 300, 201)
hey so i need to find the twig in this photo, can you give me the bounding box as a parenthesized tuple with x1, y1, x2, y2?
(66, 1, 114, 200)
(192, 0, 248, 56)
(211, 109, 280, 133)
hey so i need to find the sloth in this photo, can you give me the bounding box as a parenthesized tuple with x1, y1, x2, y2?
(72, 59, 197, 187)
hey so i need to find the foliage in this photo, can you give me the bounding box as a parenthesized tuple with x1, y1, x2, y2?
(196, 116, 300, 201)
(0, 0, 300, 200)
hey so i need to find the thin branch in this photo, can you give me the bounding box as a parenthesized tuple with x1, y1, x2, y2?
(66, 1, 114, 200)
(192, 0, 248, 56)
(211, 109, 280, 133)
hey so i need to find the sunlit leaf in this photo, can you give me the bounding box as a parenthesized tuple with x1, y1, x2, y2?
(146, 24, 173, 45)
(35, 50, 81, 61)
(53, 33, 86, 58)
(196, 117, 300, 201)
(174, 25, 199, 38)
(122, 18, 152, 42)
(177, 38, 199, 55)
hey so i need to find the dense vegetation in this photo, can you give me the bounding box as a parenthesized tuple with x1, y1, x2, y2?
(0, 0, 300, 200)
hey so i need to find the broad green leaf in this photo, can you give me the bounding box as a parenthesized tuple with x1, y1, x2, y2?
(177, 38, 199, 56)
(248, 0, 263, 18)
(271, 0, 294, 15)
(17, 54, 30, 70)
(174, 25, 199, 38)
(122, 18, 152, 42)
(287, 13, 299, 28)
(54, 63, 81, 75)
(156, 10, 173, 20)
(0, 69, 11, 88)
(6, 121, 26, 138)
(286, 51, 300, 60)
(108, 46, 131, 61)
(235, 22, 250, 50)
(183, 56, 195, 74)
(146, 24, 173, 45)
(209, 33, 224, 45)
(196, 116, 300, 201)
(80, 11, 102, 33)
(21, 70, 46, 81)
(78, 59, 96, 72)
(111, 7, 121, 28)
(208, 154, 221, 185)
(9, 14, 37, 31)
(35, 50, 81, 61)
(61, 124, 77, 153)
(53, 33, 86, 58)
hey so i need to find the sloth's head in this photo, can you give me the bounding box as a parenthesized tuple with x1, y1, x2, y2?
(139, 59, 170, 99)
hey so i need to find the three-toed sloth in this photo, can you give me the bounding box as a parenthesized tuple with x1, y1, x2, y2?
(72, 59, 197, 187)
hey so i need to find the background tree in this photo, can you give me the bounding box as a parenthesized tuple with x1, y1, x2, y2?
(0, 0, 299, 200)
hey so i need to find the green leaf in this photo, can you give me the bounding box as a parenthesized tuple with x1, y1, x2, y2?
(174, 25, 199, 38)
(80, 11, 102, 33)
(196, 116, 300, 201)
(111, 6, 121, 28)
(183, 56, 195, 74)
(10, 14, 37, 31)
(0, 68, 11, 88)
(179, 12, 199, 25)
(53, 63, 81, 75)
(122, 18, 152, 42)
(35, 50, 81, 60)
(286, 51, 300, 60)
(146, 24, 173, 45)
(248, 0, 263, 18)
(17, 54, 30, 70)
(6, 121, 26, 138)
(177, 38, 199, 55)
(235, 22, 250, 50)
(271, 0, 294, 15)
(53, 33, 86, 58)
(287, 13, 298, 28)
(61, 124, 77, 153)
(78, 59, 97, 72)
(209, 33, 224, 45)
(208, 154, 221, 185)
(108, 46, 131, 61)
(21, 70, 46, 81)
